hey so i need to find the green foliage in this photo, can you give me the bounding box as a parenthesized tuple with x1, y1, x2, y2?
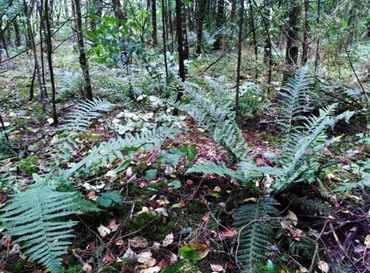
(277, 67, 314, 134)
(62, 98, 115, 132)
(62, 126, 181, 179)
(160, 260, 202, 273)
(187, 160, 245, 181)
(96, 191, 123, 208)
(18, 155, 39, 174)
(233, 199, 279, 273)
(179, 81, 249, 160)
(86, 17, 147, 66)
(1, 178, 78, 273)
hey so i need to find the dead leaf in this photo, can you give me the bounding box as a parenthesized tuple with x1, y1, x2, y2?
(122, 246, 137, 262)
(287, 210, 298, 226)
(137, 251, 156, 267)
(219, 228, 237, 239)
(139, 266, 161, 273)
(97, 225, 111, 238)
(210, 264, 224, 272)
(162, 233, 174, 247)
(318, 261, 330, 273)
(129, 237, 148, 248)
(364, 234, 370, 247)
(82, 263, 92, 273)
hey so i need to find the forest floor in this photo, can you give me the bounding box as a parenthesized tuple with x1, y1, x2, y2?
(0, 42, 370, 273)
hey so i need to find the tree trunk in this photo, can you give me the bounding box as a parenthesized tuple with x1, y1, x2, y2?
(314, 0, 320, 73)
(13, 20, 21, 47)
(249, 0, 258, 79)
(283, 0, 300, 81)
(24, 0, 45, 109)
(151, 0, 157, 45)
(175, 0, 187, 101)
(161, 0, 168, 80)
(37, 0, 48, 106)
(90, 0, 103, 31)
(195, 0, 207, 55)
(301, 0, 309, 65)
(112, 0, 126, 21)
(73, 0, 93, 100)
(235, 0, 244, 120)
(213, 0, 224, 50)
(44, 0, 58, 125)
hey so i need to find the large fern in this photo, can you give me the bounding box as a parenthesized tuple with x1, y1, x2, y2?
(233, 199, 278, 273)
(178, 81, 249, 160)
(1, 176, 77, 273)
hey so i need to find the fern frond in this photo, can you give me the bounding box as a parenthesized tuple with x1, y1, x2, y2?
(62, 98, 115, 132)
(275, 105, 354, 191)
(233, 199, 278, 273)
(62, 126, 180, 178)
(278, 66, 314, 134)
(179, 81, 249, 160)
(186, 160, 245, 181)
(1, 184, 77, 273)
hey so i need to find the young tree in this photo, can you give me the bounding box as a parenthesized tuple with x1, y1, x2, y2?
(73, 0, 93, 100)
(151, 0, 158, 45)
(161, 0, 168, 79)
(213, 0, 224, 50)
(112, 0, 126, 21)
(283, 0, 300, 81)
(301, 0, 310, 65)
(235, 0, 244, 120)
(195, 0, 207, 55)
(44, 0, 58, 125)
(175, 0, 188, 101)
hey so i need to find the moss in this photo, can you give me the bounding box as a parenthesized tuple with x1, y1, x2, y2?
(18, 155, 39, 174)
(100, 266, 119, 273)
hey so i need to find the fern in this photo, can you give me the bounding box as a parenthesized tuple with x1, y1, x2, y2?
(61, 98, 115, 132)
(187, 160, 245, 181)
(233, 199, 278, 273)
(178, 81, 249, 160)
(62, 126, 180, 179)
(1, 179, 78, 273)
(277, 66, 314, 134)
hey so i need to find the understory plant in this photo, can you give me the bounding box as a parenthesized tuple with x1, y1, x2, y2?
(186, 67, 356, 272)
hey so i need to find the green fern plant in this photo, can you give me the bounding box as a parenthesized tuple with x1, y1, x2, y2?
(233, 199, 279, 273)
(0, 175, 78, 273)
(178, 81, 249, 160)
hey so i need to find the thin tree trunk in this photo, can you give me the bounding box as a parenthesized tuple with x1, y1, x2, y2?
(283, 0, 300, 81)
(44, 0, 58, 125)
(213, 0, 224, 50)
(314, 0, 320, 73)
(301, 0, 309, 65)
(13, 20, 21, 47)
(112, 0, 126, 21)
(161, 0, 168, 79)
(167, 0, 174, 52)
(195, 0, 207, 55)
(175, 0, 187, 102)
(73, 0, 93, 100)
(151, 0, 157, 45)
(249, 0, 258, 79)
(24, 0, 45, 111)
(235, 0, 244, 120)
(38, 0, 48, 105)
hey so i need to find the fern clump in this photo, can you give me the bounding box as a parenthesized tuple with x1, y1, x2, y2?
(1, 176, 78, 273)
(233, 199, 279, 273)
